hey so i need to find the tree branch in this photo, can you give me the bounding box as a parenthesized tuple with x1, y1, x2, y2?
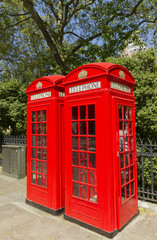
(8, 12, 31, 17)
(71, 32, 101, 53)
(63, 0, 96, 31)
(71, 0, 156, 55)
(1, 17, 32, 31)
(42, 0, 58, 20)
(117, 0, 144, 17)
(22, 0, 66, 73)
(64, 31, 85, 40)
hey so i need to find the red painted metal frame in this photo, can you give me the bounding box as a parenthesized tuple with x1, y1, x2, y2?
(63, 62, 138, 234)
(26, 75, 65, 212)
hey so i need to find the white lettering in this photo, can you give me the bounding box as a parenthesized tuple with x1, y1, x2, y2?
(111, 81, 131, 93)
(69, 81, 101, 94)
(31, 91, 51, 100)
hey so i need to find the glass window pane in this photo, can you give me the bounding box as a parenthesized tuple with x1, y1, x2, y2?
(131, 182, 134, 195)
(72, 152, 79, 166)
(128, 107, 132, 120)
(72, 107, 78, 120)
(42, 175, 47, 188)
(129, 122, 132, 134)
(89, 153, 96, 168)
(125, 137, 128, 150)
(121, 187, 125, 203)
(72, 137, 78, 150)
(119, 105, 122, 119)
(32, 124, 36, 134)
(37, 161, 41, 172)
(37, 136, 41, 147)
(121, 170, 125, 185)
(88, 121, 95, 135)
(73, 182, 79, 197)
(120, 137, 124, 152)
(88, 105, 95, 119)
(37, 174, 41, 186)
(119, 121, 123, 136)
(32, 148, 35, 159)
(32, 111, 35, 122)
(124, 106, 127, 119)
(80, 168, 87, 183)
(42, 123, 47, 134)
(127, 184, 130, 198)
(72, 122, 78, 135)
(120, 154, 124, 168)
(42, 136, 47, 147)
(37, 148, 41, 160)
(131, 167, 134, 180)
(32, 160, 35, 171)
(80, 184, 88, 200)
(124, 122, 128, 135)
(80, 106, 86, 119)
(80, 121, 86, 135)
(32, 173, 36, 184)
(129, 137, 133, 150)
(88, 137, 96, 152)
(125, 152, 129, 166)
(42, 110, 46, 121)
(37, 123, 41, 134)
(89, 186, 97, 203)
(73, 167, 79, 181)
(126, 168, 129, 182)
(37, 111, 41, 122)
(80, 152, 87, 167)
(32, 136, 36, 146)
(89, 170, 96, 185)
(42, 162, 47, 174)
(130, 151, 134, 165)
(42, 149, 47, 160)
(80, 137, 87, 151)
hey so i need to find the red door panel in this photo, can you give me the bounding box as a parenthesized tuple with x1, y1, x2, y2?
(115, 100, 138, 229)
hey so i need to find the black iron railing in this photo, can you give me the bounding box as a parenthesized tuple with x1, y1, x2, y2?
(137, 139, 157, 203)
(2, 135, 26, 145)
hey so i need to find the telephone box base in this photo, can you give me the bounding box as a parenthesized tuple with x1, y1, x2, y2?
(26, 199, 64, 215)
(64, 214, 118, 239)
(64, 211, 139, 238)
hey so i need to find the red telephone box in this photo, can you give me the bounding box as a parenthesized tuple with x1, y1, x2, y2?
(26, 75, 65, 214)
(63, 63, 138, 237)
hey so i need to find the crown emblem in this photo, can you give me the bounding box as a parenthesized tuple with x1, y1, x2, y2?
(78, 69, 88, 79)
(119, 71, 125, 79)
(36, 81, 43, 89)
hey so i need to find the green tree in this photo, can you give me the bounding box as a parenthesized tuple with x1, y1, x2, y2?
(106, 48, 157, 140)
(1, 0, 157, 81)
(0, 78, 27, 135)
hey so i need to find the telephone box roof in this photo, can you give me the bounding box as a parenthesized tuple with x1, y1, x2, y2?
(63, 62, 135, 86)
(26, 75, 65, 93)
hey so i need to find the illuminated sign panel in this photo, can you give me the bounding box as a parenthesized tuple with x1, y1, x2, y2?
(69, 81, 101, 94)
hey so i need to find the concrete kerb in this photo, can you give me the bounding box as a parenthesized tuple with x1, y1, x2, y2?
(138, 200, 157, 214)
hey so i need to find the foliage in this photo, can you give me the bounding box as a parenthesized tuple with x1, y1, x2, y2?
(0, 78, 27, 135)
(0, 0, 157, 81)
(137, 141, 157, 190)
(137, 156, 157, 190)
(106, 49, 157, 140)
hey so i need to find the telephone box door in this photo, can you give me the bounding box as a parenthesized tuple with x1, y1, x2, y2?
(27, 104, 49, 206)
(65, 98, 101, 227)
(115, 100, 138, 229)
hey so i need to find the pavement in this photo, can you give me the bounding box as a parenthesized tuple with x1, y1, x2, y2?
(0, 167, 157, 240)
